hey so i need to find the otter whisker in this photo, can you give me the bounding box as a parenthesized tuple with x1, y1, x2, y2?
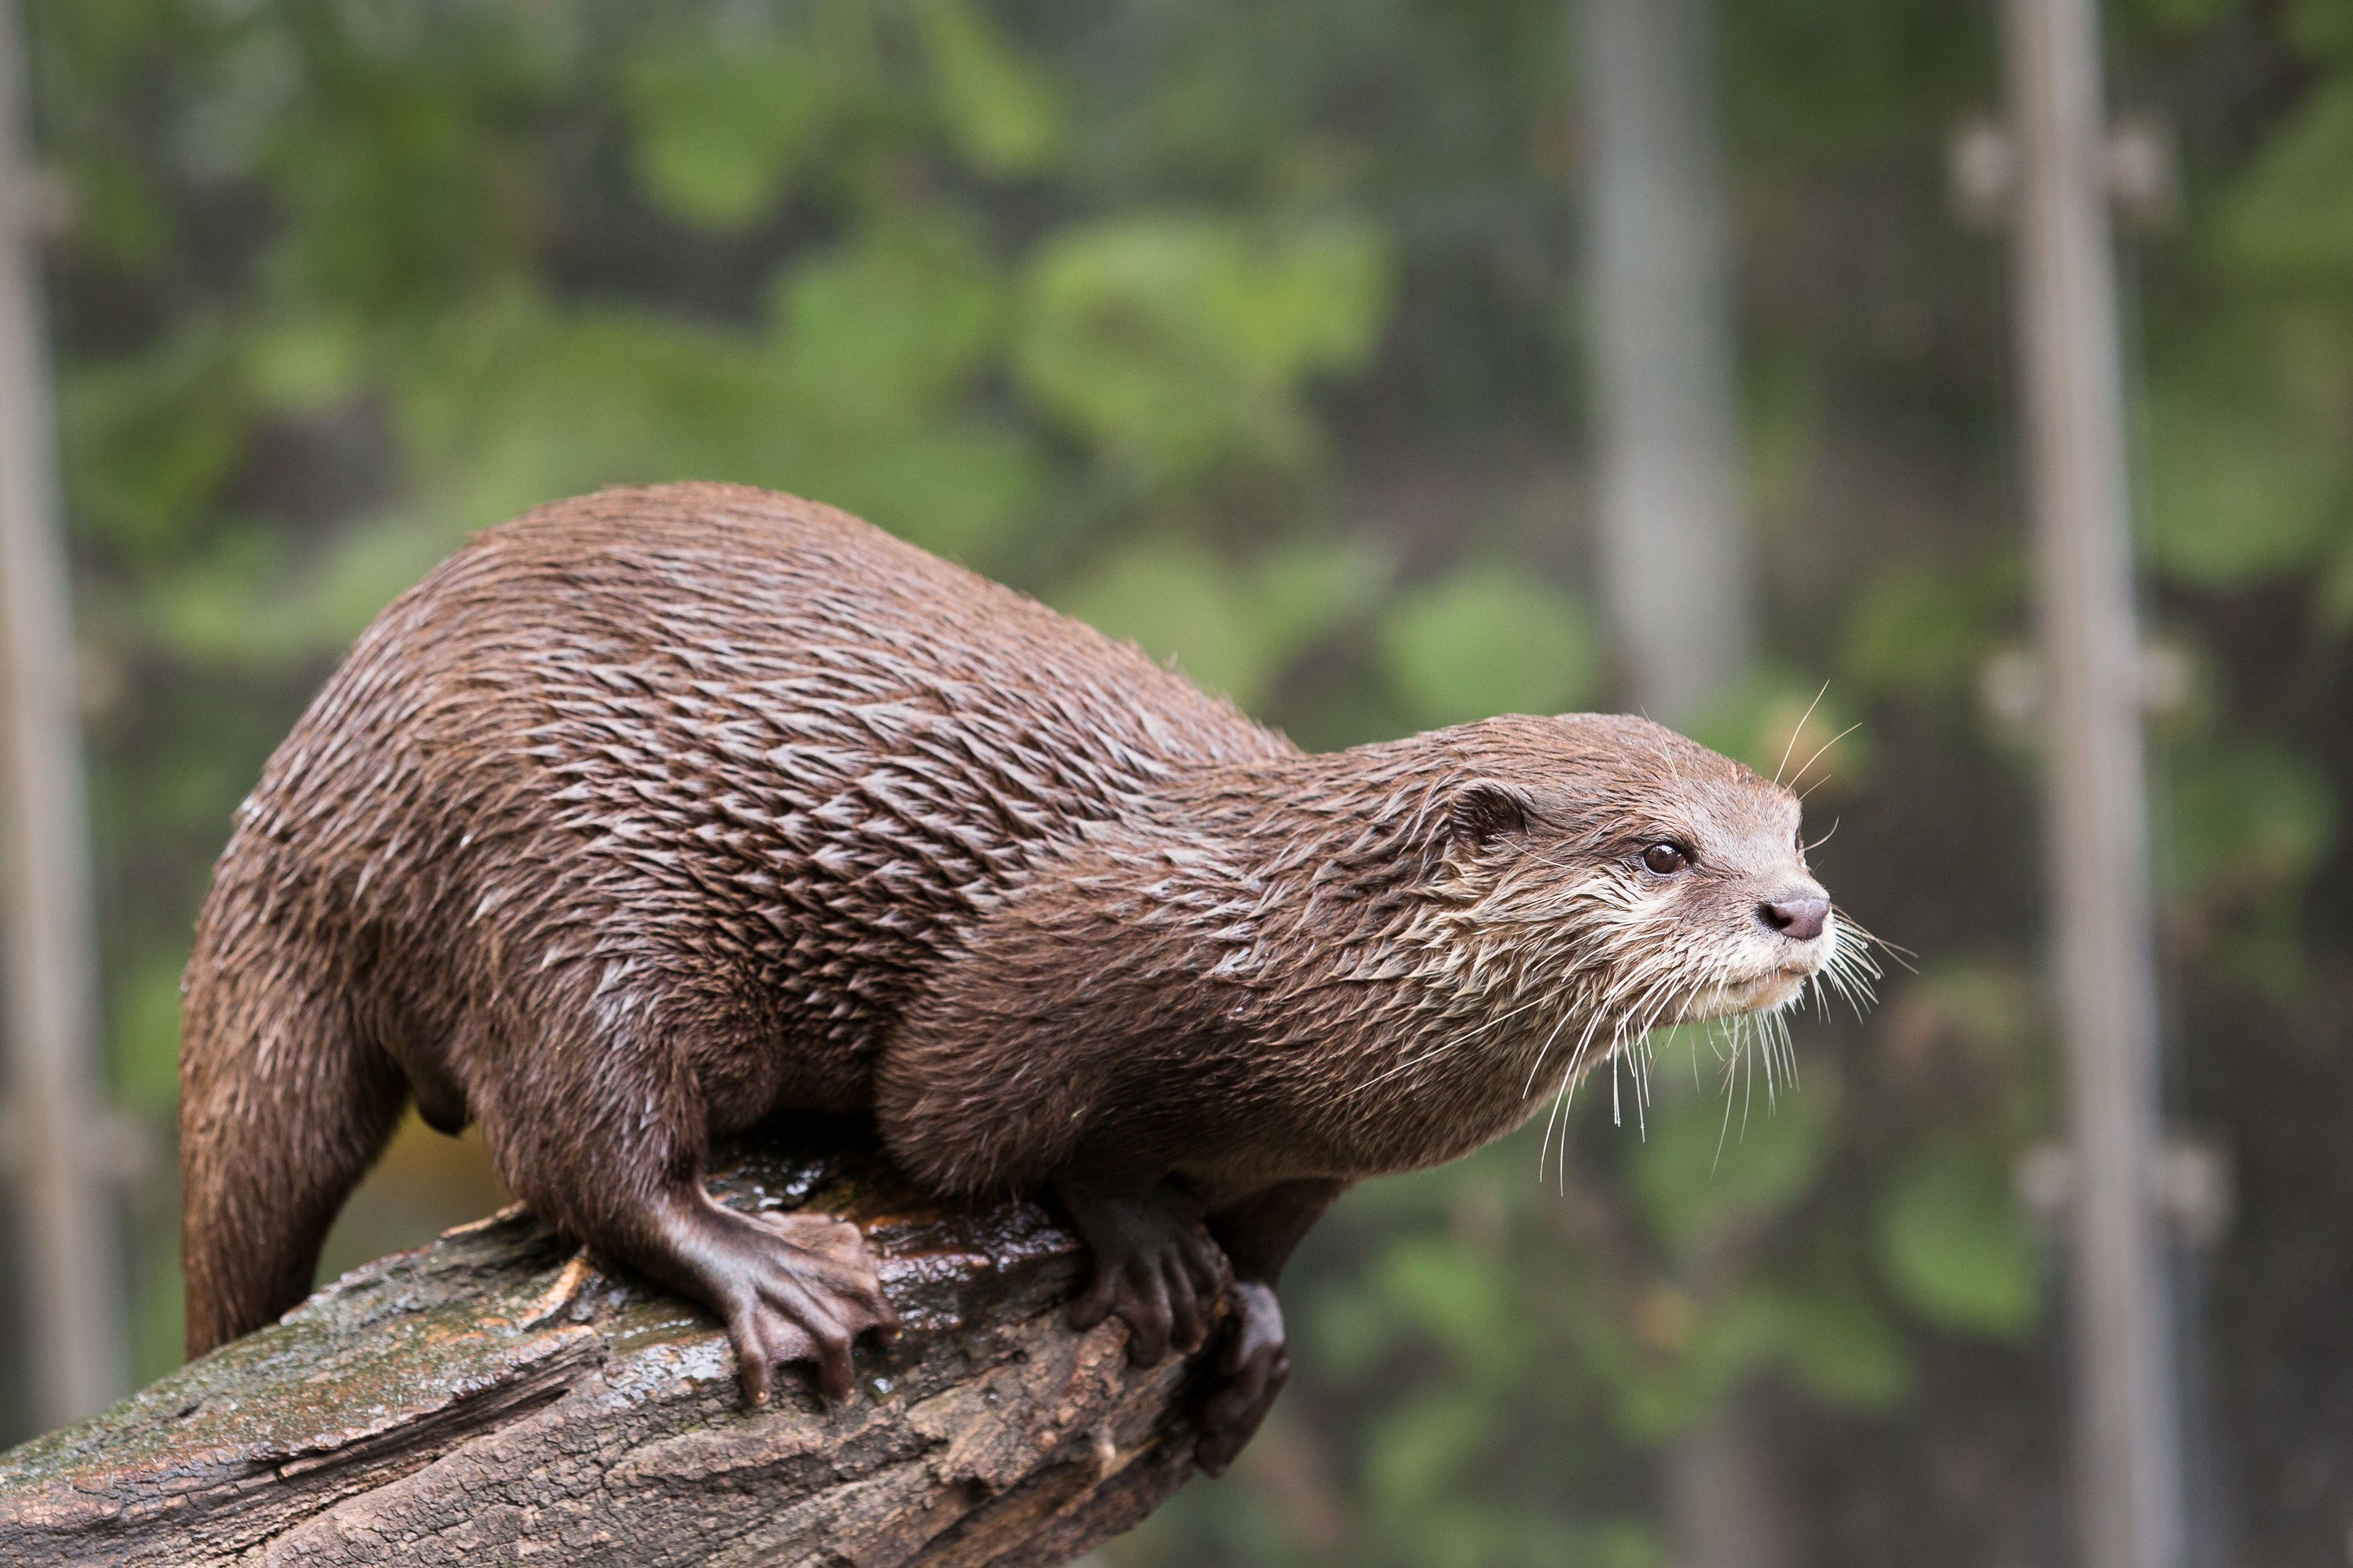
(1548, 995, 1639, 1187)
(1741, 1007, 1760, 1139)
(1550, 963, 1656, 1166)
(1615, 962, 1702, 1134)
(1706, 1004, 1765, 1148)
(1820, 952, 1871, 1016)
(1711, 1013, 1745, 1172)
(1343, 985, 1562, 1103)
(1610, 990, 1666, 1133)
(1540, 1055, 1579, 1189)
(1651, 959, 1728, 1108)
(1520, 1001, 1581, 1098)
(1816, 913, 1888, 1021)
(1845, 914, 1915, 973)
(1787, 720, 1864, 794)
(1540, 969, 1643, 1179)
(1774, 681, 1833, 790)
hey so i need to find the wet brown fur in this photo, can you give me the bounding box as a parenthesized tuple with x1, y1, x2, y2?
(180, 483, 1834, 1453)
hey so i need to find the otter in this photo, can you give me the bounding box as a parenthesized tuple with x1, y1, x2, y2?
(179, 482, 1852, 1473)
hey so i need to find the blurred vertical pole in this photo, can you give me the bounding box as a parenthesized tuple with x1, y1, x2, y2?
(0, 0, 126, 1426)
(1582, 0, 1752, 723)
(1999, 1, 2185, 1566)
(1580, 4, 1779, 1567)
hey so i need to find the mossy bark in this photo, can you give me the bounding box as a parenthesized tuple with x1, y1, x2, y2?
(0, 1120, 1209, 1566)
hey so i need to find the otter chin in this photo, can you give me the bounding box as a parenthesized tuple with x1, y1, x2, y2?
(178, 482, 1874, 1481)
(1697, 965, 1824, 1022)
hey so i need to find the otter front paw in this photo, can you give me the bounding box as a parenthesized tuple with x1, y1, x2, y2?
(693, 1208, 899, 1407)
(1195, 1280, 1289, 1474)
(1057, 1181, 1234, 1366)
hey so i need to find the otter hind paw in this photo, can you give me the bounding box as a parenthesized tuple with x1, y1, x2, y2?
(1194, 1279, 1290, 1476)
(1058, 1182, 1234, 1366)
(704, 1209, 898, 1407)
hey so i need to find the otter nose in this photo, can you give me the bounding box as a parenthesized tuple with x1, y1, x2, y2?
(1759, 893, 1829, 942)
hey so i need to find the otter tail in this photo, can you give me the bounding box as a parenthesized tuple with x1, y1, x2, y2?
(179, 883, 407, 1358)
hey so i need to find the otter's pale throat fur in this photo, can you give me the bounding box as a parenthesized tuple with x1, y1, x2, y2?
(178, 482, 1847, 1473)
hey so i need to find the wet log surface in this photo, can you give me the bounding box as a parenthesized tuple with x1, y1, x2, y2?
(0, 1118, 1209, 1566)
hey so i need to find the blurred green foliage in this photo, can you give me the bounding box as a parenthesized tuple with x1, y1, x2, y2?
(16, 0, 2353, 1561)
(1874, 1143, 2039, 1340)
(1381, 566, 1598, 727)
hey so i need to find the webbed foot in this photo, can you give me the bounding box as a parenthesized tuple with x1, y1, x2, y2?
(1057, 1179, 1234, 1365)
(1194, 1280, 1289, 1474)
(651, 1199, 898, 1407)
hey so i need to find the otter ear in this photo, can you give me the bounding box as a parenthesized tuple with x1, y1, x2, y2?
(1449, 780, 1532, 847)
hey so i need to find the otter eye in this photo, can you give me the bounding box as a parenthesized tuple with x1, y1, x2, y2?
(1642, 842, 1688, 875)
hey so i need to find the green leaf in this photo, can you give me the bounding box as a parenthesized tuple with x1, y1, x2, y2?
(1609, 1284, 1788, 1440)
(62, 324, 251, 558)
(259, 41, 535, 316)
(916, 0, 1062, 176)
(2291, 0, 2353, 59)
(64, 150, 175, 274)
(812, 420, 1047, 566)
(2129, 0, 2246, 35)
(1252, 536, 1392, 651)
(1362, 1389, 1493, 1517)
(2142, 374, 2346, 588)
(390, 291, 807, 530)
(146, 510, 466, 667)
(624, 40, 828, 232)
(1378, 566, 1598, 727)
(2325, 535, 2353, 630)
(2219, 79, 2353, 280)
(110, 950, 191, 1111)
(2159, 740, 2337, 901)
(1769, 1289, 1912, 1409)
(1014, 214, 1390, 480)
(1058, 535, 1384, 711)
(769, 220, 1009, 423)
(241, 311, 368, 415)
(1891, 959, 2041, 1073)
(1875, 1145, 2041, 1338)
(1839, 565, 2014, 701)
(1301, 1287, 1398, 1380)
(1057, 540, 1273, 708)
(1371, 1235, 1522, 1381)
(1630, 1076, 1828, 1256)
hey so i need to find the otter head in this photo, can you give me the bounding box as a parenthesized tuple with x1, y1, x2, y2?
(1417, 712, 1856, 1059)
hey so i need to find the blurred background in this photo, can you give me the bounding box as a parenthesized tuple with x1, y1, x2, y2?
(0, 1, 2349, 1564)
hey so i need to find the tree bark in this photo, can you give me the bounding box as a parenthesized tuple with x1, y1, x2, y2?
(0, 1119, 1212, 1566)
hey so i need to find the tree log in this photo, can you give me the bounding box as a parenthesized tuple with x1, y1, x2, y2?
(0, 1119, 1213, 1565)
